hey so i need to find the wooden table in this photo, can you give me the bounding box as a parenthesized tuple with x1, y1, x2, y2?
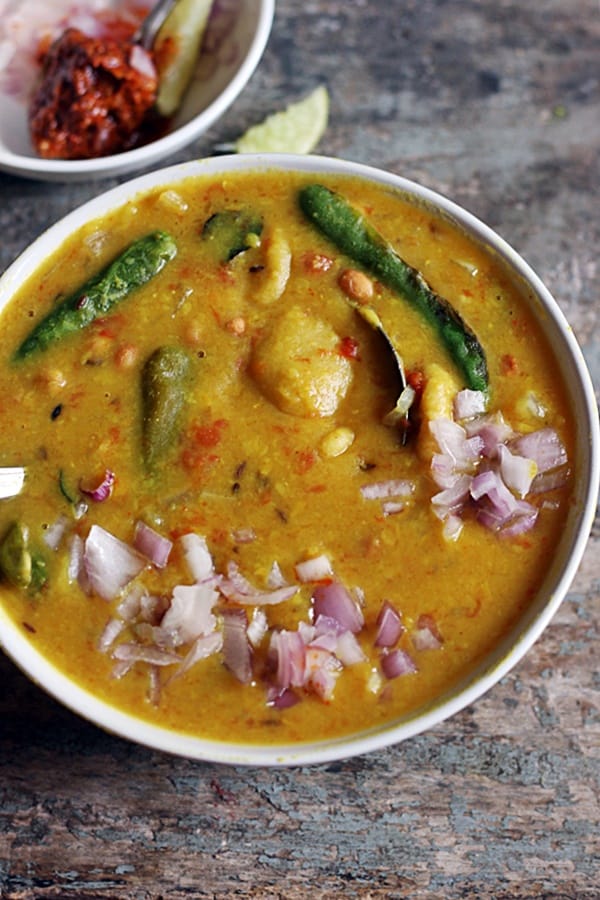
(1, 1, 599, 896)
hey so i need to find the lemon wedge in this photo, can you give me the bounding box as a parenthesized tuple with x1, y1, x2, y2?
(154, 0, 213, 118)
(235, 86, 330, 154)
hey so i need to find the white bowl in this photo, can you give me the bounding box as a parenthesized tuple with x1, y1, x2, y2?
(0, 154, 598, 766)
(0, 0, 274, 182)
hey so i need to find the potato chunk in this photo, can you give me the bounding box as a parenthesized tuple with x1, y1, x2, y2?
(251, 306, 352, 417)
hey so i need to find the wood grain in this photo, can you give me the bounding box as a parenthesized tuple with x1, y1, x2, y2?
(1, 0, 599, 896)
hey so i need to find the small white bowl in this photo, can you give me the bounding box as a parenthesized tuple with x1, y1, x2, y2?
(0, 154, 598, 766)
(0, 0, 274, 182)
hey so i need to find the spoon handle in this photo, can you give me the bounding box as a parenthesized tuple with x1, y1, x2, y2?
(134, 0, 179, 50)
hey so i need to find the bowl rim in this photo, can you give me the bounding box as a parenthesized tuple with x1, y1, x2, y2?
(0, 0, 275, 183)
(0, 152, 598, 766)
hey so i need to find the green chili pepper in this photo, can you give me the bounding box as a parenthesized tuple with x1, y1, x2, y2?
(14, 231, 178, 360)
(299, 184, 488, 392)
(141, 345, 193, 470)
(0, 521, 47, 591)
(201, 210, 263, 262)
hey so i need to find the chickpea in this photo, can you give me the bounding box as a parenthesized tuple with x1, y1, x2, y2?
(338, 268, 374, 303)
(320, 426, 355, 458)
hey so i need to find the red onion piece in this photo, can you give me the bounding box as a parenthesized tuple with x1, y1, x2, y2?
(97, 616, 125, 653)
(222, 608, 253, 684)
(159, 582, 218, 646)
(80, 468, 115, 502)
(412, 614, 443, 651)
(333, 630, 367, 666)
(173, 632, 223, 680)
(497, 445, 537, 498)
(220, 561, 298, 606)
(463, 412, 514, 456)
(179, 533, 214, 582)
(375, 601, 404, 648)
(360, 478, 415, 501)
(84, 525, 145, 601)
(312, 581, 364, 634)
(454, 389, 487, 420)
(529, 467, 570, 495)
(112, 642, 181, 666)
(294, 554, 333, 583)
(510, 427, 568, 473)
(380, 648, 417, 679)
(134, 521, 172, 568)
(271, 629, 306, 689)
(429, 418, 483, 468)
(43, 514, 70, 551)
(267, 686, 301, 709)
(247, 608, 269, 648)
(304, 646, 342, 700)
(431, 473, 472, 516)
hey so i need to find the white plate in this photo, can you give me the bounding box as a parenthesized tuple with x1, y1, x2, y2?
(0, 0, 274, 182)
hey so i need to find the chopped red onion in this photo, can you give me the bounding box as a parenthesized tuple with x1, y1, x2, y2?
(464, 411, 514, 455)
(43, 514, 70, 551)
(334, 630, 367, 666)
(380, 648, 417, 679)
(360, 478, 415, 501)
(510, 427, 568, 473)
(173, 632, 223, 679)
(266, 560, 288, 589)
(270, 629, 306, 689)
(222, 608, 253, 684)
(116, 584, 144, 622)
(304, 646, 342, 700)
(134, 521, 172, 568)
(375, 601, 404, 648)
(294, 554, 333, 583)
(497, 444, 538, 498)
(247, 608, 269, 648)
(412, 615, 443, 651)
(84, 525, 145, 601)
(219, 561, 298, 606)
(529, 467, 570, 495)
(442, 514, 464, 542)
(497, 504, 539, 537)
(80, 469, 115, 502)
(179, 533, 214, 582)
(67, 533, 86, 588)
(112, 642, 181, 666)
(97, 616, 125, 653)
(454, 389, 488, 421)
(266, 686, 301, 709)
(159, 582, 218, 646)
(147, 664, 161, 707)
(431, 473, 472, 515)
(312, 581, 364, 633)
(429, 418, 483, 468)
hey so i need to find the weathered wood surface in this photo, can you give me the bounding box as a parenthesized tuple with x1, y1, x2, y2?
(1, 1, 599, 897)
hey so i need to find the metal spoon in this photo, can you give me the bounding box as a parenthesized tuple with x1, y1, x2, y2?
(346, 299, 414, 443)
(134, 0, 180, 51)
